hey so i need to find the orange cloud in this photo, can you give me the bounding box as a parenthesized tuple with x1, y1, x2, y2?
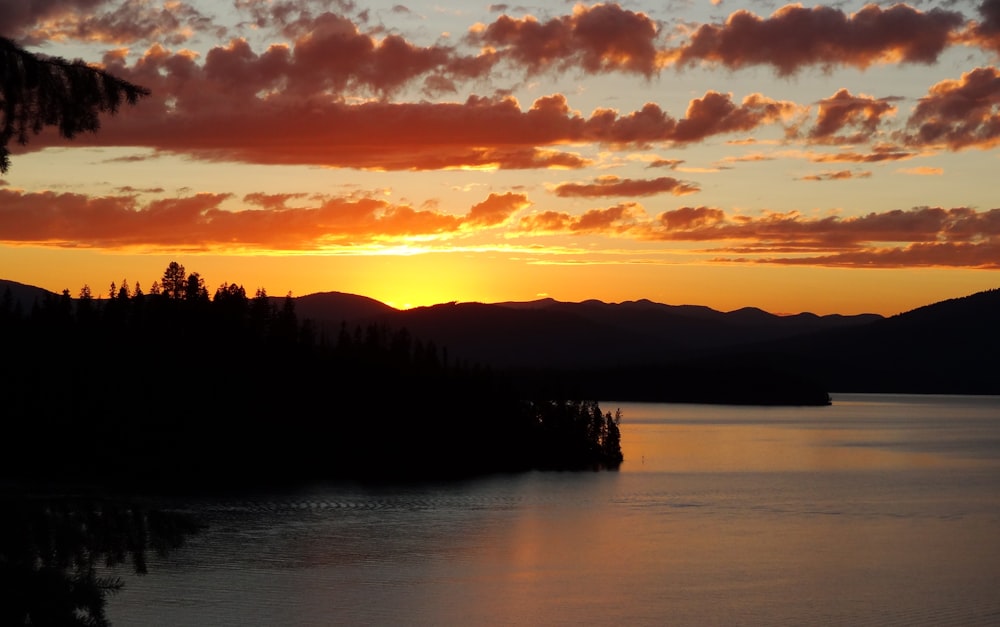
(466, 192, 531, 226)
(0, 187, 533, 250)
(717, 152, 775, 164)
(644, 206, 1000, 250)
(468, 3, 662, 77)
(903, 67, 1000, 151)
(552, 175, 699, 198)
(659, 206, 725, 230)
(22, 42, 793, 169)
(808, 146, 916, 163)
(748, 241, 1000, 269)
(798, 170, 872, 182)
(897, 166, 944, 176)
(5, 181, 997, 269)
(510, 202, 1000, 269)
(673, 3, 964, 75)
(517, 203, 643, 234)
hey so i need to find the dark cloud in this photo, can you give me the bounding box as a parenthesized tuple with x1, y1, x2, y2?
(672, 91, 798, 143)
(468, 3, 662, 77)
(0, 0, 106, 41)
(808, 89, 898, 143)
(797, 170, 873, 181)
(672, 3, 964, 75)
(552, 175, 699, 197)
(19, 0, 219, 46)
(962, 0, 1000, 53)
(903, 66, 1000, 150)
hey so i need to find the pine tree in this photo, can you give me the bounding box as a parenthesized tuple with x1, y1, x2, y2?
(0, 37, 150, 173)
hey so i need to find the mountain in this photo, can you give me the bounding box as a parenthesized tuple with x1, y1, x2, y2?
(290, 287, 997, 397)
(0, 279, 57, 312)
(301, 296, 883, 370)
(495, 297, 881, 352)
(4, 275, 996, 395)
(753, 287, 1000, 394)
(292, 291, 397, 325)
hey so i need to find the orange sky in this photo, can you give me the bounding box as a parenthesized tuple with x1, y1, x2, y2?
(2, 0, 998, 315)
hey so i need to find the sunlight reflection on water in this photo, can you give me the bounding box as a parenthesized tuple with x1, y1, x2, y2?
(108, 394, 1000, 626)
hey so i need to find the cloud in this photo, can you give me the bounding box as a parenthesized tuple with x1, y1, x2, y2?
(659, 206, 725, 230)
(281, 13, 495, 97)
(465, 192, 531, 226)
(897, 166, 944, 176)
(24, 40, 794, 169)
(902, 66, 1000, 151)
(672, 3, 964, 75)
(4, 181, 996, 269)
(643, 206, 1000, 249)
(517, 203, 644, 234)
(647, 158, 684, 169)
(808, 89, 898, 144)
(468, 3, 662, 77)
(232, 0, 359, 37)
(0, 187, 536, 250)
(746, 241, 1000, 269)
(552, 175, 699, 198)
(961, 0, 1000, 54)
(516, 201, 1000, 270)
(797, 170, 872, 181)
(808, 145, 917, 163)
(116, 185, 165, 193)
(18, 0, 219, 46)
(716, 152, 775, 164)
(0, 0, 106, 41)
(671, 92, 800, 143)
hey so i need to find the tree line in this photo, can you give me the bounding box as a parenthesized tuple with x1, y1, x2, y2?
(1, 262, 622, 488)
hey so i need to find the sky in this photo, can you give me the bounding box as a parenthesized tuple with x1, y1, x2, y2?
(1, 0, 999, 314)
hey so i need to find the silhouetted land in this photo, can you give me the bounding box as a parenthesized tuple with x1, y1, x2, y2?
(5, 269, 995, 490)
(0, 264, 623, 490)
(291, 287, 999, 399)
(753, 288, 1000, 394)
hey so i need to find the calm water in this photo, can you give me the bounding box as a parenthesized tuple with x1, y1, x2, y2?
(107, 394, 1000, 626)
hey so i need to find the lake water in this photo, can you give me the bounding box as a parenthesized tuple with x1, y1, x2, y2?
(106, 394, 1000, 626)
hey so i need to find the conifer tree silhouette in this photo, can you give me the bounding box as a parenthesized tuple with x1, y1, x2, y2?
(0, 36, 149, 173)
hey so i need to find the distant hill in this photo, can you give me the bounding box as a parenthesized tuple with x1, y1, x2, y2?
(0, 279, 57, 312)
(291, 287, 996, 397)
(751, 287, 1000, 394)
(292, 291, 397, 326)
(294, 294, 882, 370)
(5, 275, 997, 395)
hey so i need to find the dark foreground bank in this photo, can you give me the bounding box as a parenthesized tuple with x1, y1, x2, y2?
(1, 267, 623, 490)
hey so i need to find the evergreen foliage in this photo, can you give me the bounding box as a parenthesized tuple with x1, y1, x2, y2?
(0, 263, 623, 489)
(0, 36, 150, 173)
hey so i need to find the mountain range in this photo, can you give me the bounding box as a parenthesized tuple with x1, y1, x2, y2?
(4, 279, 998, 397)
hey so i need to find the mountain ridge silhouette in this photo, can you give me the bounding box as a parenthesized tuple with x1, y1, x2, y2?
(4, 278, 997, 394)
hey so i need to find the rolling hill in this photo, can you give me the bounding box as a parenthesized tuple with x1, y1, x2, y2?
(4, 276, 997, 396)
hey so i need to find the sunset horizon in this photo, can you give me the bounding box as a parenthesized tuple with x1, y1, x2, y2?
(2, 0, 998, 317)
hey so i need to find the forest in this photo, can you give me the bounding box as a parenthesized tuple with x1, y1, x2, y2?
(0, 263, 623, 489)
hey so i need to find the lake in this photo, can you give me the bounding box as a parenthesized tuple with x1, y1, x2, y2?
(104, 393, 1000, 625)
